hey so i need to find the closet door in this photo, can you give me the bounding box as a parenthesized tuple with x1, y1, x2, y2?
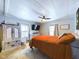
(12, 25, 20, 40)
(3, 24, 20, 42)
(2, 24, 13, 50)
(2, 24, 21, 50)
(4, 25, 13, 42)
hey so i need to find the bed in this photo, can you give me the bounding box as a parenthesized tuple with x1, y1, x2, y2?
(29, 33, 75, 59)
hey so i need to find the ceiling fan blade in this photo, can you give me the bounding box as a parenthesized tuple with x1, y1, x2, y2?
(39, 16, 42, 18)
(46, 18, 51, 20)
(38, 16, 51, 20)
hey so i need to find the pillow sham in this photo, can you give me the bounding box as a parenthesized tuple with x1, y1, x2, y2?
(58, 33, 68, 39)
(58, 33, 75, 44)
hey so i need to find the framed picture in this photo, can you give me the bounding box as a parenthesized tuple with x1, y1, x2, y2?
(60, 24, 70, 30)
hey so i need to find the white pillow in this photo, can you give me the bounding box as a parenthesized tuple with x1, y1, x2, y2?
(71, 32, 79, 39)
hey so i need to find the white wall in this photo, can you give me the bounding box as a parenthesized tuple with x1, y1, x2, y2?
(0, 14, 38, 29)
(0, 15, 4, 23)
(40, 14, 76, 35)
(0, 14, 39, 43)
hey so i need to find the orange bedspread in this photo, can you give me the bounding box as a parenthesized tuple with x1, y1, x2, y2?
(30, 33, 75, 59)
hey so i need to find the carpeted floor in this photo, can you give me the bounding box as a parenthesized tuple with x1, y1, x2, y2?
(0, 42, 79, 59)
(0, 43, 49, 59)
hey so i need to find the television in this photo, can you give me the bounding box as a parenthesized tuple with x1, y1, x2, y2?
(32, 24, 35, 30)
(36, 25, 40, 30)
(32, 24, 40, 30)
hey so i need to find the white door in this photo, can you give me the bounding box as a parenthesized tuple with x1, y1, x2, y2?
(49, 25, 55, 36)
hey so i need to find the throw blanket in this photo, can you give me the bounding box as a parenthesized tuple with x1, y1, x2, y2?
(29, 33, 75, 59)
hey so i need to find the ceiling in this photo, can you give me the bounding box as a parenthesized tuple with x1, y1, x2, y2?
(0, 0, 79, 22)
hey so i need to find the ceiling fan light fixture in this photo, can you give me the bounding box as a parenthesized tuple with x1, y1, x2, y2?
(39, 16, 51, 21)
(41, 19, 46, 22)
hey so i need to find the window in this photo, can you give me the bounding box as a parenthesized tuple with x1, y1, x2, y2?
(76, 8, 79, 30)
(21, 24, 29, 38)
(49, 25, 55, 36)
(76, 8, 79, 35)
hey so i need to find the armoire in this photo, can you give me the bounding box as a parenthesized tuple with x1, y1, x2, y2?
(0, 23, 21, 52)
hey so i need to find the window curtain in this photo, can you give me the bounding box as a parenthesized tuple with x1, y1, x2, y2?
(54, 24, 59, 36)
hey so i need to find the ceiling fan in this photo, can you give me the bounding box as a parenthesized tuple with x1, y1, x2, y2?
(39, 16, 51, 20)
